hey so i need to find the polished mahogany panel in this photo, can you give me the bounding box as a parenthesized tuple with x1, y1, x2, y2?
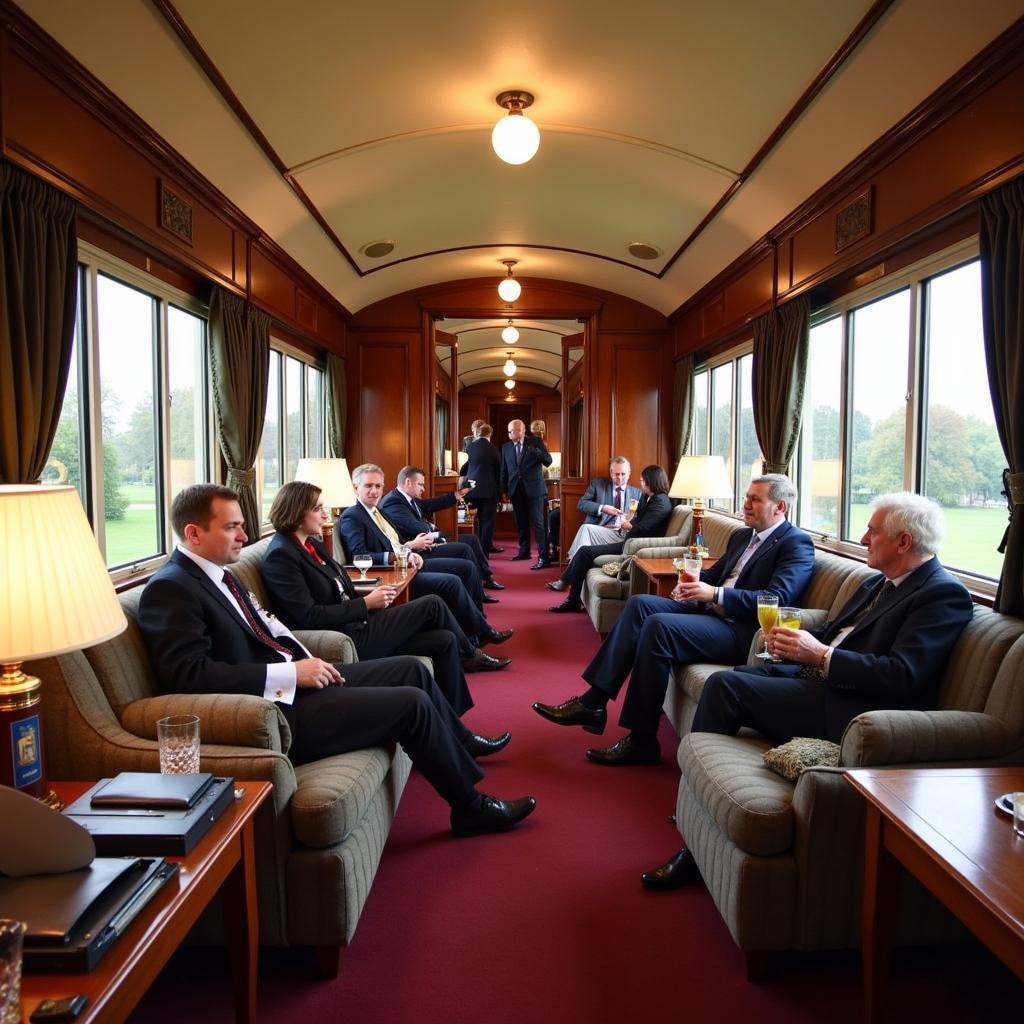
(599, 338, 670, 474)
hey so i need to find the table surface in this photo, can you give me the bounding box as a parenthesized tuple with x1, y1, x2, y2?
(351, 565, 417, 602)
(634, 555, 718, 576)
(20, 780, 271, 1024)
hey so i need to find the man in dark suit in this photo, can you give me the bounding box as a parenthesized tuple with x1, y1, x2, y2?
(380, 465, 503, 591)
(340, 463, 513, 656)
(533, 475, 815, 765)
(500, 418, 552, 568)
(137, 484, 535, 837)
(462, 422, 503, 554)
(643, 491, 973, 889)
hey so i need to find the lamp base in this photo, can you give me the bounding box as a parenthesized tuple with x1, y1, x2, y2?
(1, 662, 61, 810)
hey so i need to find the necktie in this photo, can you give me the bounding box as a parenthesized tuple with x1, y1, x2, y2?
(602, 487, 624, 527)
(725, 533, 761, 585)
(371, 505, 402, 548)
(516, 441, 523, 462)
(222, 570, 295, 659)
(303, 538, 325, 565)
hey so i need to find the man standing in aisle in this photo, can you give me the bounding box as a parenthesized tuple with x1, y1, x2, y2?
(501, 418, 552, 569)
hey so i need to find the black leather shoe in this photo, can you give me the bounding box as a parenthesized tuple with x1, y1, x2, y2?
(531, 696, 606, 735)
(464, 731, 512, 759)
(510, 553, 531, 561)
(545, 579, 568, 591)
(481, 593, 500, 604)
(488, 546, 505, 554)
(530, 559, 551, 570)
(463, 649, 512, 671)
(483, 579, 505, 590)
(451, 794, 537, 837)
(482, 627, 514, 645)
(641, 848, 700, 890)
(549, 598, 583, 613)
(585, 735, 660, 767)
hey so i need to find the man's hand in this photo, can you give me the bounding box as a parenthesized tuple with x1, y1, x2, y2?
(672, 580, 716, 603)
(363, 586, 398, 610)
(408, 552, 424, 569)
(768, 627, 828, 665)
(296, 659, 344, 689)
(407, 531, 434, 551)
(618, 519, 633, 532)
(599, 504, 619, 517)
(454, 486, 471, 500)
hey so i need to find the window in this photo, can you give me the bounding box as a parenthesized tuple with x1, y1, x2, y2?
(260, 350, 282, 525)
(41, 243, 211, 578)
(796, 240, 1003, 584)
(710, 362, 734, 510)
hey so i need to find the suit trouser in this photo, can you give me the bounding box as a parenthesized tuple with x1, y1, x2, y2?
(692, 666, 830, 742)
(547, 507, 560, 560)
(351, 594, 474, 715)
(285, 656, 483, 805)
(510, 489, 546, 557)
(428, 537, 492, 580)
(562, 541, 624, 601)
(581, 594, 752, 733)
(470, 499, 497, 554)
(410, 571, 491, 645)
(418, 554, 485, 607)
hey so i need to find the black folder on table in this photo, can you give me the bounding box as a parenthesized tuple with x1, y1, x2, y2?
(0, 857, 179, 972)
(62, 775, 235, 855)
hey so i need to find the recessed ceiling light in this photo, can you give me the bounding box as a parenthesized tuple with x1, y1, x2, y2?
(360, 240, 396, 259)
(628, 242, 661, 260)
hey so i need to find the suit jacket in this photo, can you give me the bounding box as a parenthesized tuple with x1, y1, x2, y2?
(622, 492, 672, 539)
(500, 434, 552, 499)
(380, 487, 454, 541)
(701, 520, 815, 622)
(340, 502, 402, 566)
(462, 437, 501, 500)
(577, 477, 643, 525)
(261, 530, 370, 633)
(137, 549, 302, 700)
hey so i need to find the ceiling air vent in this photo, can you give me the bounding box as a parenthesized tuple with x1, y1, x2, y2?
(361, 240, 396, 259)
(628, 242, 661, 260)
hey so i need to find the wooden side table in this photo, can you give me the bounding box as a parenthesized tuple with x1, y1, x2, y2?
(21, 780, 272, 1024)
(846, 767, 1024, 1023)
(633, 556, 718, 597)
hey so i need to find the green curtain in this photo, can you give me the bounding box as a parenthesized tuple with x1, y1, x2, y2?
(208, 286, 270, 541)
(0, 162, 78, 484)
(751, 295, 810, 475)
(979, 176, 1024, 616)
(672, 354, 695, 464)
(325, 350, 347, 458)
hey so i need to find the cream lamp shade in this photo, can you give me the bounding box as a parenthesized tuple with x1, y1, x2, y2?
(669, 455, 733, 502)
(457, 451, 469, 471)
(294, 458, 358, 508)
(0, 485, 126, 663)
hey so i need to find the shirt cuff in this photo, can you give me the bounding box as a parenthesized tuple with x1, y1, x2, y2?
(264, 663, 298, 705)
(821, 648, 834, 677)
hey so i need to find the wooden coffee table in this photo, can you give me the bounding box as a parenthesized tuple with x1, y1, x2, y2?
(846, 767, 1024, 1023)
(351, 565, 418, 605)
(21, 780, 271, 1024)
(633, 556, 718, 597)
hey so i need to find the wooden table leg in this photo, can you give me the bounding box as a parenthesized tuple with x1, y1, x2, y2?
(862, 805, 902, 1024)
(222, 816, 259, 1024)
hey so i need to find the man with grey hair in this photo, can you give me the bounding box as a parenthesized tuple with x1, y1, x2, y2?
(533, 474, 815, 765)
(642, 490, 972, 889)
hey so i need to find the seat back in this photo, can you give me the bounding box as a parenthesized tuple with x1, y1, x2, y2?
(700, 511, 743, 557)
(802, 549, 876, 616)
(233, 535, 275, 610)
(661, 503, 691, 540)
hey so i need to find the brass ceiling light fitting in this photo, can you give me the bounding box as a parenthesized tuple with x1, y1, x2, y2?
(498, 259, 521, 302)
(491, 90, 540, 164)
(502, 351, 518, 375)
(501, 320, 519, 344)
(504, 378, 516, 390)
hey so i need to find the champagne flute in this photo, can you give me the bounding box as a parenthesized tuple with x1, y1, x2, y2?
(353, 554, 373, 581)
(756, 591, 779, 660)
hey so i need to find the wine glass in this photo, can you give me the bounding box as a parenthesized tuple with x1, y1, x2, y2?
(756, 591, 780, 660)
(353, 554, 373, 581)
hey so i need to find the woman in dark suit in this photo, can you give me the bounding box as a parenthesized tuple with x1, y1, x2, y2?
(548, 464, 673, 612)
(462, 422, 503, 555)
(260, 481, 509, 718)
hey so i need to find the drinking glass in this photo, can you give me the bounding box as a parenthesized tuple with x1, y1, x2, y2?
(779, 607, 802, 630)
(0, 920, 25, 1024)
(682, 555, 702, 583)
(353, 555, 373, 581)
(756, 592, 780, 660)
(157, 714, 200, 774)
(395, 545, 411, 579)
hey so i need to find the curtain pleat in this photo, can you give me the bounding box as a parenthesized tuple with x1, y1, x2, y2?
(325, 351, 347, 458)
(979, 176, 1024, 615)
(672, 354, 695, 465)
(0, 162, 78, 484)
(208, 287, 270, 541)
(751, 295, 810, 475)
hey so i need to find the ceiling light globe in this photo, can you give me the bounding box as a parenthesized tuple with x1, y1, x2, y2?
(497, 277, 521, 302)
(491, 111, 540, 165)
(504, 378, 516, 390)
(501, 324, 519, 344)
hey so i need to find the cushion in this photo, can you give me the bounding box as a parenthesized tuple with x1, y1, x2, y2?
(585, 570, 626, 599)
(763, 737, 840, 781)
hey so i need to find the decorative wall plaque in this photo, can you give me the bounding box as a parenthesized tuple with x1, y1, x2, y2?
(159, 181, 194, 246)
(835, 187, 872, 253)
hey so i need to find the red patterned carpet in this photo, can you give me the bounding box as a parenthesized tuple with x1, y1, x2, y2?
(128, 540, 1020, 1023)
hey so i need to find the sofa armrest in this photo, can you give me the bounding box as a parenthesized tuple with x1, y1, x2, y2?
(622, 537, 686, 558)
(840, 709, 1014, 767)
(121, 693, 292, 754)
(295, 629, 357, 663)
(593, 554, 620, 566)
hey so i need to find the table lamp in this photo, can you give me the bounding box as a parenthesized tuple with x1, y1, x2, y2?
(0, 484, 126, 808)
(294, 458, 358, 558)
(668, 455, 733, 545)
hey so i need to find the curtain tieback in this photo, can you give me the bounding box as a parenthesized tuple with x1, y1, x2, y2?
(228, 467, 256, 488)
(763, 461, 788, 474)
(1007, 471, 1024, 506)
